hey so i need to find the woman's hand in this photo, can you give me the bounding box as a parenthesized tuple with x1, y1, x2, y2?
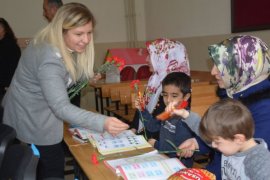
(177, 138, 199, 158)
(104, 117, 129, 136)
(90, 73, 102, 83)
(148, 138, 156, 147)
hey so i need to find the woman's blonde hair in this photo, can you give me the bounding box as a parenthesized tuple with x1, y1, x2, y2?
(34, 2, 96, 81)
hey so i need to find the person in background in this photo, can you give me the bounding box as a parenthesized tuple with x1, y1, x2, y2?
(2, 3, 129, 179)
(43, 0, 63, 22)
(135, 72, 200, 167)
(0, 18, 21, 104)
(130, 38, 190, 140)
(178, 35, 270, 180)
(200, 98, 270, 179)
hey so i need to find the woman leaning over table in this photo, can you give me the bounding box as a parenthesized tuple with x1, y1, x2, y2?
(2, 3, 128, 180)
(177, 35, 270, 180)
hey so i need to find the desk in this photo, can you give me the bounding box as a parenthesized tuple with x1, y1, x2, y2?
(63, 123, 154, 180)
(69, 144, 154, 180)
(89, 80, 147, 115)
(69, 144, 118, 179)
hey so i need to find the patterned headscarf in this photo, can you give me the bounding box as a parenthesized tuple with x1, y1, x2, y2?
(145, 38, 190, 113)
(209, 35, 270, 97)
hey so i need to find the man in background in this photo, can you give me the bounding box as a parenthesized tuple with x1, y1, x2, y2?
(43, 0, 63, 22)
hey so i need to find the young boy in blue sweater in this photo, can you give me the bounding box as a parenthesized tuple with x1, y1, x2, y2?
(135, 72, 200, 167)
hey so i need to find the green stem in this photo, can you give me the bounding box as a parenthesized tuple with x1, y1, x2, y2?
(138, 110, 148, 140)
(68, 80, 88, 100)
(158, 149, 199, 154)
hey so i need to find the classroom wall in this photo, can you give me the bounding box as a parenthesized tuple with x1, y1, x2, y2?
(0, 0, 146, 42)
(2, 0, 270, 109)
(2, 0, 270, 71)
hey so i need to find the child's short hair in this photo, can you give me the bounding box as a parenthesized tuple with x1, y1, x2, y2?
(162, 72, 191, 96)
(199, 99, 254, 143)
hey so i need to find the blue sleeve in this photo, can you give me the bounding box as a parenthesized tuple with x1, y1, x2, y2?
(154, 140, 159, 149)
(196, 135, 213, 154)
(140, 110, 161, 133)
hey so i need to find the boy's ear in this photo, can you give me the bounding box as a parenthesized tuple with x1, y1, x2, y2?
(233, 134, 246, 144)
(183, 93, 191, 101)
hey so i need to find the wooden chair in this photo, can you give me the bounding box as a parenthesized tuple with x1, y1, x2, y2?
(191, 81, 219, 117)
(136, 65, 152, 80)
(102, 83, 129, 115)
(120, 66, 136, 81)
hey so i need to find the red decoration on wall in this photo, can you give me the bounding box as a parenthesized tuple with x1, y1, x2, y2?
(231, 0, 270, 33)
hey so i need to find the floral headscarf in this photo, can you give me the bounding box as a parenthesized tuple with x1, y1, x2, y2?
(145, 38, 190, 113)
(209, 35, 270, 97)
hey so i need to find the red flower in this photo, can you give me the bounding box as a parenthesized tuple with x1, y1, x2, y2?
(98, 56, 126, 74)
(130, 80, 140, 90)
(106, 57, 113, 62)
(91, 154, 99, 165)
(115, 58, 125, 71)
(130, 80, 145, 111)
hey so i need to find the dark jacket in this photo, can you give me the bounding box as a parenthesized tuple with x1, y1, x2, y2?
(141, 108, 200, 168)
(0, 36, 21, 95)
(130, 95, 166, 139)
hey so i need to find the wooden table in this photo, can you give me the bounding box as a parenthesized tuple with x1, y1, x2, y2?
(63, 123, 154, 180)
(69, 144, 154, 180)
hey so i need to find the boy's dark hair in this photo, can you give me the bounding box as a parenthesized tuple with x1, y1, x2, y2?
(200, 99, 254, 143)
(162, 72, 191, 95)
(162, 72, 191, 108)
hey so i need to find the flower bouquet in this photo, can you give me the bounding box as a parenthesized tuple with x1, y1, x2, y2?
(68, 56, 125, 100)
(102, 56, 125, 83)
(98, 56, 125, 74)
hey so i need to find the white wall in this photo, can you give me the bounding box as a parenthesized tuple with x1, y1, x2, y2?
(0, 0, 146, 43)
(145, 0, 231, 39)
(2, 1, 269, 41)
(2, 0, 270, 71)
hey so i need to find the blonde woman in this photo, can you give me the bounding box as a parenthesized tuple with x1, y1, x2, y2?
(2, 3, 128, 179)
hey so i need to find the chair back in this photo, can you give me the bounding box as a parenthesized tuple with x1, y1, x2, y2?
(136, 65, 152, 80)
(0, 124, 16, 168)
(0, 144, 38, 180)
(120, 66, 136, 81)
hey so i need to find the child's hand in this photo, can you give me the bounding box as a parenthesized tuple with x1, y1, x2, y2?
(134, 96, 144, 111)
(130, 128, 137, 134)
(177, 138, 198, 158)
(148, 138, 156, 147)
(165, 101, 176, 113)
(172, 109, 189, 119)
(166, 102, 189, 118)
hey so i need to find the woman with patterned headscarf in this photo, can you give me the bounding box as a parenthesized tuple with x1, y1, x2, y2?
(178, 35, 270, 180)
(130, 38, 190, 138)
